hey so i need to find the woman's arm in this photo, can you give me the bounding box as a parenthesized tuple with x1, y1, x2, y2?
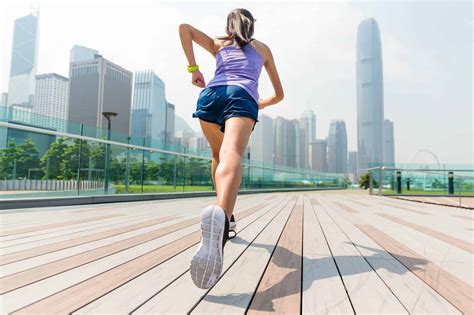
(255, 42, 284, 109)
(178, 24, 220, 88)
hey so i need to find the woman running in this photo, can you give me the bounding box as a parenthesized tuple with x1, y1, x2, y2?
(179, 8, 284, 289)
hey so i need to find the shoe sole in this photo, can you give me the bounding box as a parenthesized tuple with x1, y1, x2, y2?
(190, 205, 225, 289)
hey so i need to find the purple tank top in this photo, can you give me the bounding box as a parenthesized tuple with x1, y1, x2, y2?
(207, 42, 264, 103)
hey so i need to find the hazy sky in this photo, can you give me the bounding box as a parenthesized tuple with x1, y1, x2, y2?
(1, 0, 472, 164)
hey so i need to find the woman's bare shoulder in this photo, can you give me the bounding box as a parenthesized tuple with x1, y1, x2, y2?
(250, 39, 271, 62)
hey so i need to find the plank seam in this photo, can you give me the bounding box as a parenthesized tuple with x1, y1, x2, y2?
(244, 196, 298, 314)
(310, 197, 356, 314)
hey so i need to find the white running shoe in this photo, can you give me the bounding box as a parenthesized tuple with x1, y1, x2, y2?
(190, 205, 229, 289)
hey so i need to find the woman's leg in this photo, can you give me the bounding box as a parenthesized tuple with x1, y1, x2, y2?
(199, 119, 224, 189)
(215, 116, 255, 220)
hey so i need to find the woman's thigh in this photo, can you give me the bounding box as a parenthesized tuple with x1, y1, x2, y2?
(199, 119, 224, 157)
(220, 116, 255, 159)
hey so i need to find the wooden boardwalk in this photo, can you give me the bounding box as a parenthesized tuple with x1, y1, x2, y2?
(0, 191, 473, 314)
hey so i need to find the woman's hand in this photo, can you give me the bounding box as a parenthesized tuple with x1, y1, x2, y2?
(258, 98, 267, 109)
(192, 70, 206, 88)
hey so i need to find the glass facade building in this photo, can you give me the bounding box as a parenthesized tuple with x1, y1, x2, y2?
(33, 73, 69, 132)
(7, 14, 39, 109)
(356, 18, 384, 172)
(327, 120, 348, 174)
(250, 114, 274, 165)
(131, 70, 167, 146)
(383, 119, 395, 166)
(67, 55, 133, 138)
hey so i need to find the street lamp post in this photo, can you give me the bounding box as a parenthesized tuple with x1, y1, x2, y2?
(125, 136, 131, 193)
(102, 112, 117, 194)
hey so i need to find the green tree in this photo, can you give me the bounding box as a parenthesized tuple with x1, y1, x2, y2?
(61, 139, 91, 179)
(146, 161, 161, 181)
(359, 172, 378, 190)
(158, 156, 176, 185)
(0, 140, 19, 179)
(15, 139, 40, 179)
(40, 137, 68, 179)
(109, 156, 126, 184)
(91, 145, 106, 172)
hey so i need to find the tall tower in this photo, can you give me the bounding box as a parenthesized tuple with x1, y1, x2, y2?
(356, 18, 384, 172)
(299, 109, 316, 169)
(327, 120, 348, 174)
(383, 119, 395, 166)
(131, 70, 167, 145)
(7, 13, 39, 109)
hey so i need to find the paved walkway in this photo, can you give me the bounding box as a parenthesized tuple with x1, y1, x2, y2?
(0, 192, 472, 314)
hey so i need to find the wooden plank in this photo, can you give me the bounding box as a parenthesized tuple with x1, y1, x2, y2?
(334, 202, 359, 214)
(0, 213, 126, 237)
(8, 197, 273, 314)
(74, 195, 290, 314)
(377, 213, 474, 254)
(247, 196, 303, 314)
(313, 199, 408, 314)
(301, 196, 353, 314)
(320, 198, 461, 314)
(357, 224, 474, 314)
(140, 196, 297, 314)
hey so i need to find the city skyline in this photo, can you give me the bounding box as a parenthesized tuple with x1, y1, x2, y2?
(1, 1, 472, 164)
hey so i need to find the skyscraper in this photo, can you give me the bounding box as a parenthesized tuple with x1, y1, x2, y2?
(68, 54, 133, 137)
(7, 14, 39, 109)
(165, 102, 176, 146)
(300, 109, 316, 142)
(249, 114, 274, 164)
(131, 70, 167, 145)
(309, 139, 327, 172)
(299, 109, 316, 169)
(1, 93, 8, 107)
(273, 116, 289, 167)
(327, 120, 348, 174)
(383, 119, 395, 166)
(356, 18, 384, 172)
(70, 45, 99, 63)
(347, 151, 358, 175)
(33, 73, 69, 132)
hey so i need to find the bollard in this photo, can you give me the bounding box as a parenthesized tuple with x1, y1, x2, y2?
(396, 171, 402, 194)
(407, 178, 410, 191)
(448, 171, 454, 195)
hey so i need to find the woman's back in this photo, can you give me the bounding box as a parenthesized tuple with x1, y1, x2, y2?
(207, 41, 264, 103)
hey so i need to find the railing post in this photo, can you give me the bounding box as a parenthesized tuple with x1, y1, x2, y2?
(378, 167, 383, 196)
(369, 171, 373, 195)
(76, 124, 83, 196)
(396, 171, 402, 194)
(125, 136, 130, 193)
